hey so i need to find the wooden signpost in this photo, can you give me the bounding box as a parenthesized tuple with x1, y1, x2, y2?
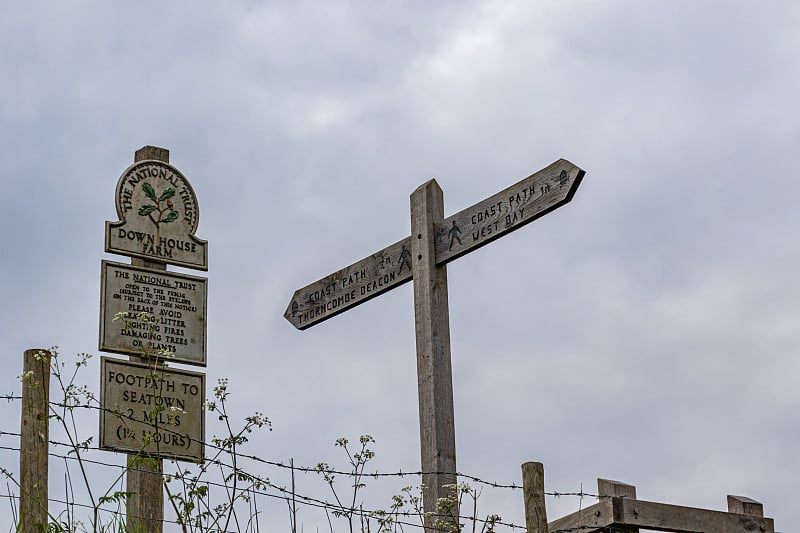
(99, 146, 208, 532)
(286, 158, 585, 528)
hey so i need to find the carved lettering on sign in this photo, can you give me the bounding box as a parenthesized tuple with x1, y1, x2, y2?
(433, 159, 584, 264)
(100, 261, 208, 366)
(286, 237, 414, 328)
(99, 357, 205, 461)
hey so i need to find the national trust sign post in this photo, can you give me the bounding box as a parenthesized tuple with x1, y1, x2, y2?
(99, 146, 208, 532)
(286, 159, 585, 530)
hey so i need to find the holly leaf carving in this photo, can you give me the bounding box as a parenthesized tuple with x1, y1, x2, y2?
(142, 183, 157, 202)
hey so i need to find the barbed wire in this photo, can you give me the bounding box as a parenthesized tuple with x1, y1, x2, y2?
(2, 435, 530, 531)
(0, 485, 526, 533)
(6, 441, 525, 530)
(6, 396, 604, 530)
(2, 369, 601, 531)
(2, 479, 525, 533)
(0, 482, 674, 533)
(2, 452, 524, 532)
(3, 422, 600, 505)
(4, 352, 778, 533)
(3, 406, 605, 505)
(1, 431, 764, 533)
(6, 356, 587, 494)
(0, 491, 244, 532)
(34, 400, 549, 493)
(0, 454, 695, 533)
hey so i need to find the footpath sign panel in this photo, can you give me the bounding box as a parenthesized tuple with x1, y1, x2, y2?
(100, 260, 208, 366)
(99, 357, 205, 461)
(106, 159, 208, 270)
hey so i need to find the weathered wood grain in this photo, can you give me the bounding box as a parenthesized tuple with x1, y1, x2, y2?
(126, 455, 164, 532)
(549, 491, 774, 533)
(522, 462, 548, 533)
(597, 479, 638, 533)
(727, 495, 764, 517)
(548, 500, 612, 533)
(597, 478, 636, 500)
(411, 180, 458, 529)
(20, 348, 50, 533)
(615, 497, 774, 533)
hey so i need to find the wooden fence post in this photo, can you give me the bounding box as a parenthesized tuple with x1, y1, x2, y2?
(521, 462, 548, 533)
(20, 348, 51, 532)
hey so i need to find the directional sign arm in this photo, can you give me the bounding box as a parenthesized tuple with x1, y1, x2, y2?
(434, 159, 585, 264)
(284, 158, 585, 329)
(285, 236, 413, 329)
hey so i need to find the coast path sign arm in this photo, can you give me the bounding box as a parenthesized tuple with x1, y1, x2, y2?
(434, 158, 584, 264)
(285, 237, 413, 330)
(284, 158, 584, 330)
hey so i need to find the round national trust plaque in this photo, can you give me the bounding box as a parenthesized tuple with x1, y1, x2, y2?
(105, 160, 208, 270)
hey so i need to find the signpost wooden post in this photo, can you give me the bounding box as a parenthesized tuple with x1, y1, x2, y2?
(124, 148, 172, 533)
(285, 159, 585, 529)
(410, 180, 458, 520)
(99, 146, 208, 532)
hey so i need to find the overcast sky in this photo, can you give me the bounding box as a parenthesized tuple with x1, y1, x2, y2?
(1, 1, 799, 530)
